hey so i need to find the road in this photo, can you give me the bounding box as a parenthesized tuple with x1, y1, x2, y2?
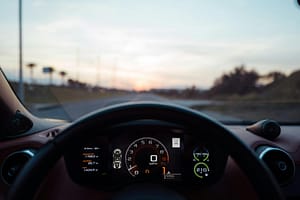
(31, 93, 240, 122)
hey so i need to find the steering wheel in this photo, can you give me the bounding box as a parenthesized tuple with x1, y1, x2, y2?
(7, 102, 284, 200)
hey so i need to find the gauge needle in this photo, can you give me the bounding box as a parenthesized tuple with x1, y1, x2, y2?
(128, 165, 138, 171)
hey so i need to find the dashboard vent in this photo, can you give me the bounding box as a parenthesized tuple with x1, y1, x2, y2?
(1, 149, 35, 185)
(257, 146, 295, 186)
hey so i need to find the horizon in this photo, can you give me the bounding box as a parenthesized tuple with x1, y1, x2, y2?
(1, 0, 300, 91)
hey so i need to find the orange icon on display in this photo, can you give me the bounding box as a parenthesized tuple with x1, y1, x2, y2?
(145, 169, 150, 174)
(162, 166, 166, 175)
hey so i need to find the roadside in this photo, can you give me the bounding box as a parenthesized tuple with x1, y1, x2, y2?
(14, 84, 300, 123)
(192, 101, 300, 123)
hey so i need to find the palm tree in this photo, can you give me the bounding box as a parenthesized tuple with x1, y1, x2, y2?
(43, 66, 55, 85)
(26, 62, 36, 84)
(48, 67, 55, 85)
(59, 71, 67, 86)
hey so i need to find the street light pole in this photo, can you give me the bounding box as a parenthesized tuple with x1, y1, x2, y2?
(18, 0, 24, 102)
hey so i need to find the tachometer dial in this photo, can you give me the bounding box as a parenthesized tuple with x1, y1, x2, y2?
(125, 137, 169, 177)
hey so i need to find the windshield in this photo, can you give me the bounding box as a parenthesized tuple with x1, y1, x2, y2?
(1, 0, 300, 123)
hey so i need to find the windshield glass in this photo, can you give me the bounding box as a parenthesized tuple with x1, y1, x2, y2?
(1, 0, 300, 123)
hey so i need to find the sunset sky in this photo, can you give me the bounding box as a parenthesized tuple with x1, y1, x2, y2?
(1, 0, 300, 90)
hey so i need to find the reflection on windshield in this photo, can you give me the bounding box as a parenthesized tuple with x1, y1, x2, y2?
(2, 1, 300, 123)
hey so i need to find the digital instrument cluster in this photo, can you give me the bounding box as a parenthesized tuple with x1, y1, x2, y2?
(125, 137, 172, 178)
(64, 124, 227, 188)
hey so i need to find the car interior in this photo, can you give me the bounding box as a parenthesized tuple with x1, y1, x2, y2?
(0, 68, 299, 200)
(1, 1, 300, 200)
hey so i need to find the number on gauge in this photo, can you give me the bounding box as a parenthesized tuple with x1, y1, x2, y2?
(125, 137, 169, 177)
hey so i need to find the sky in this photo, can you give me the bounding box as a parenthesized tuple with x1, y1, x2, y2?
(1, 0, 300, 90)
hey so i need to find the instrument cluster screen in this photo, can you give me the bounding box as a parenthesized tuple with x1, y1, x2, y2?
(78, 134, 184, 182)
(64, 124, 227, 188)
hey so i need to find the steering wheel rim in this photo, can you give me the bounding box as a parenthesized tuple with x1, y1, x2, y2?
(7, 102, 284, 200)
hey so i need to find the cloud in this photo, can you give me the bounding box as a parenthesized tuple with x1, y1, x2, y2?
(2, 0, 300, 90)
(28, 18, 300, 88)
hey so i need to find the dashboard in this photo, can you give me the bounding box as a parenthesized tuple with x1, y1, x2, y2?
(64, 121, 228, 189)
(1, 122, 300, 200)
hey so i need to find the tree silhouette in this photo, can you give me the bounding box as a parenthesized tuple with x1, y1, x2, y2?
(59, 71, 67, 86)
(183, 85, 200, 98)
(26, 62, 36, 84)
(48, 67, 55, 85)
(265, 71, 286, 83)
(43, 67, 55, 85)
(210, 65, 259, 95)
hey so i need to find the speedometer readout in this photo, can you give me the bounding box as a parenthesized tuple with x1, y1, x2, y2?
(125, 137, 169, 177)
